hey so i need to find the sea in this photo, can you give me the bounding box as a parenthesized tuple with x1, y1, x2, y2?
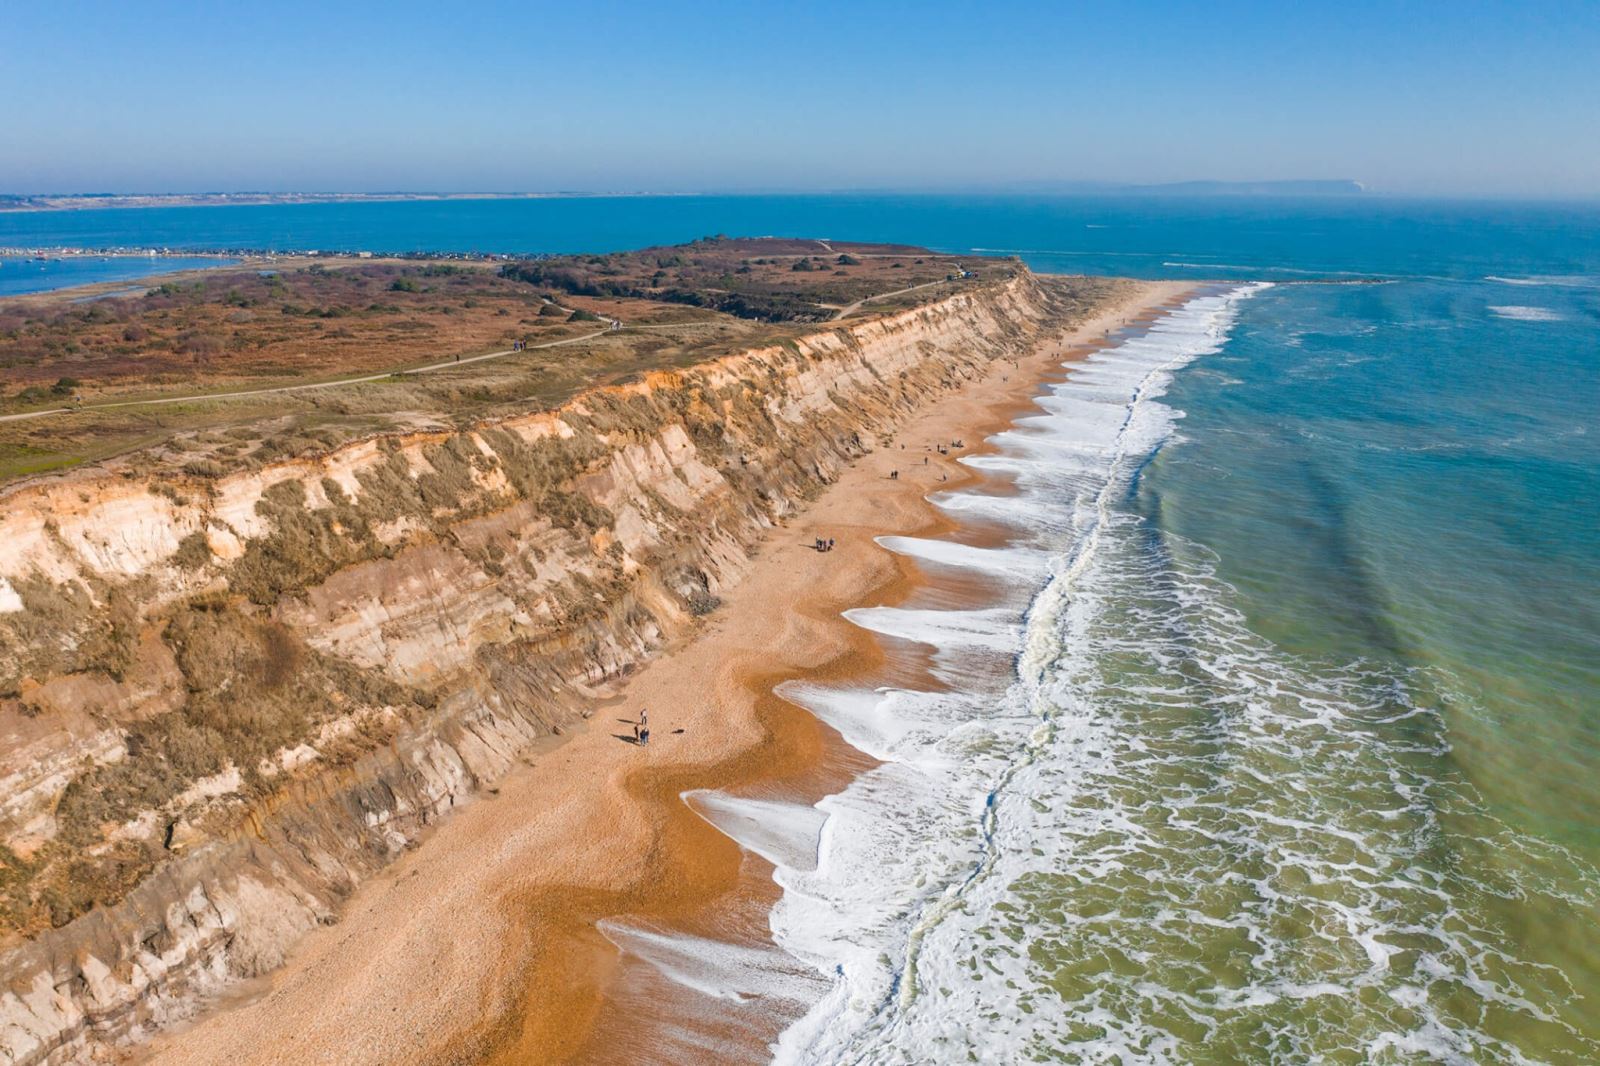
(5, 195, 1597, 1062)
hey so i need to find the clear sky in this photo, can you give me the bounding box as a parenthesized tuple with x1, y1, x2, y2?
(3, 0, 1597, 198)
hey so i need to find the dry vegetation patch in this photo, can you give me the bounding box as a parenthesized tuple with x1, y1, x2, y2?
(0, 239, 1020, 485)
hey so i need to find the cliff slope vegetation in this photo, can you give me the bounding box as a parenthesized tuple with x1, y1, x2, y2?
(0, 266, 1127, 1064)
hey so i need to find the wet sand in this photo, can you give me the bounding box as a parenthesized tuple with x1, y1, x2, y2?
(142, 280, 1192, 1066)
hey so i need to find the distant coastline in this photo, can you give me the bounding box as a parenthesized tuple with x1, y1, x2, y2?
(0, 181, 1368, 214)
(0, 191, 688, 213)
(0, 244, 522, 261)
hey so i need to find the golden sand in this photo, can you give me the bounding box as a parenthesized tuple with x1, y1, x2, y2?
(142, 281, 1191, 1066)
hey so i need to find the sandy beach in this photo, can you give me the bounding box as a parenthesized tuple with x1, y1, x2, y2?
(139, 279, 1192, 1066)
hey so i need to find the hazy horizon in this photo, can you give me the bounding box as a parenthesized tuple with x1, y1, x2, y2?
(4, 1, 1598, 200)
(20, 185, 1600, 209)
(5, 180, 1375, 198)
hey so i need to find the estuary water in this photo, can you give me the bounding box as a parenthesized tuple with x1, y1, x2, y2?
(0, 254, 231, 297)
(6, 195, 1597, 1061)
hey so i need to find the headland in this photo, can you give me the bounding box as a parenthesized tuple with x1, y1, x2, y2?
(0, 237, 1179, 1064)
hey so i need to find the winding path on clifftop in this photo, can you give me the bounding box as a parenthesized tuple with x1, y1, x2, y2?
(830, 278, 958, 321)
(0, 324, 619, 424)
(3, 274, 970, 423)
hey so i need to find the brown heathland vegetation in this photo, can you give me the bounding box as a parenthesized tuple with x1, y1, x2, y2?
(0, 238, 1007, 484)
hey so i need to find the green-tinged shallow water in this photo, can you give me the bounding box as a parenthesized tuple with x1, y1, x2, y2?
(1096, 275, 1600, 1059)
(899, 268, 1600, 1060)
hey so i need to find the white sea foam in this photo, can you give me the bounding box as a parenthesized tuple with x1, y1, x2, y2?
(766, 285, 1283, 1062)
(685, 791, 828, 873)
(1489, 304, 1566, 321)
(662, 283, 1599, 1063)
(874, 536, 1048, 582)
(841, 605, 1022, 657)
(1162, 262, 1395, 279)
(1485, 273, 1600, 288)
(599, 921, 824, 1007)
(967, 247, 1174, 257)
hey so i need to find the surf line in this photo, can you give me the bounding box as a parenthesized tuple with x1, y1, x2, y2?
(837, 283, 1270, 1054)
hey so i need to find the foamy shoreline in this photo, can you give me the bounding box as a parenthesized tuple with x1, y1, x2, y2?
(138, 279, 1190, 1066)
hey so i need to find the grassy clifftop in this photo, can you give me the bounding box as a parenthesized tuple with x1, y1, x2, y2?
(0, 238, 1016, 485)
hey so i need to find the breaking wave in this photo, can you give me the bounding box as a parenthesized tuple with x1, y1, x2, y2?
(604, 285, 1600, 1063)
(1489, 305, 1566, 322)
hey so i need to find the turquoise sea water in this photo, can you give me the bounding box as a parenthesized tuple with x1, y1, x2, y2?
(6, 196, 1597, 1060)
(1, 194, 1595, 281)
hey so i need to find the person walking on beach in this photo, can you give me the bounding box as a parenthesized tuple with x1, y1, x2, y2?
(640, 708, 648, 731)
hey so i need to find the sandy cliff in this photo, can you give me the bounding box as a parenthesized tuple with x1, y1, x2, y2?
(0, 271, 1116, 1064)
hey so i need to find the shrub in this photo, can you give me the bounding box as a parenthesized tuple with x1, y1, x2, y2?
(171, 531, 213, 570)
(0, 575, 143, 698)
(229, 477, 377, 604)
(686, 590, 722, 616)
(177, 332, 222, 361)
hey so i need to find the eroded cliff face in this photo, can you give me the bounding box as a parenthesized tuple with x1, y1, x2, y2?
(0, 272, 1108, 1063)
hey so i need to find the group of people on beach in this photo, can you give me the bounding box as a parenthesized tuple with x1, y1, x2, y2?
(633, 707, 650, 746)
(814, 537, 836, 552)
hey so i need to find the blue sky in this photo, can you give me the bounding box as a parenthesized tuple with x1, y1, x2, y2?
(3, 0, 1597, 197)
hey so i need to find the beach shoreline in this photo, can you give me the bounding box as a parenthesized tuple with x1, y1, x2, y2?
(139, 278, 1193, 1066)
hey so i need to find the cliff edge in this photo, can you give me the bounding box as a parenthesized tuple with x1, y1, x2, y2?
(0, 271, 1125, 1064)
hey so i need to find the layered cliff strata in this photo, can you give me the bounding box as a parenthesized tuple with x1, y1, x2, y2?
(0, 271, 1123, 1064)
